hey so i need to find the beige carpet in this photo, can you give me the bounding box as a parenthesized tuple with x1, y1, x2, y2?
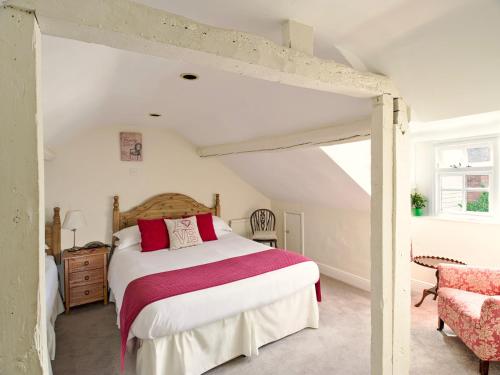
(52, 276, 499, 374)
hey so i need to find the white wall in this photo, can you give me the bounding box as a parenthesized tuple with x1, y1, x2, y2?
(45, 125, 270, 249)
(411, 135, 500, 283)
(411, 217, 500, 284)
(272, 200, 371, 290)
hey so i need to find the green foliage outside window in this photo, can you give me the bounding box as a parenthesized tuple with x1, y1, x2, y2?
(467, 192, 489, 212)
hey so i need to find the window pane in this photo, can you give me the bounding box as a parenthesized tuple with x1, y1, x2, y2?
(441, 190, 463, 213)
(466, 191, 489, 212)
(438, 148, 464, 168)
(466, 174, 489, 188)
(440, 175, 463, 190)
(467, 146, 490, 164)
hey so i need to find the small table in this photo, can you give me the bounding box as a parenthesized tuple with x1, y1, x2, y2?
(413, 255, 466, 307)
(62, 247, 110, 313)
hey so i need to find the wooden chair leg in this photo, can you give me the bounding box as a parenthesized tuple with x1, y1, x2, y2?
(437, 317, 444, 331)
(479, 360, 489, 375)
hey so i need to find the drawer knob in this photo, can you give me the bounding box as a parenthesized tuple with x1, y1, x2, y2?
(84, 276, 90, 281)
(84, 261, 89, 266)
(85, 290, 90, 296)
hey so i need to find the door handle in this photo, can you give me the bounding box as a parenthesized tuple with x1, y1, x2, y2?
(285, 230, 290, 234)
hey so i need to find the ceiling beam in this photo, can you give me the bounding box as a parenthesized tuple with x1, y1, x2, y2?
(7, 0, 398, 98)
(197, 117, 370, 157)
(282, 20, 314, 55)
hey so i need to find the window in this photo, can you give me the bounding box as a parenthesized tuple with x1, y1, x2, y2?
(435, 140, 494, 216)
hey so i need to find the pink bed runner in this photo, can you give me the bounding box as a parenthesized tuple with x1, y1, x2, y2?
(119, 249, 321, 369)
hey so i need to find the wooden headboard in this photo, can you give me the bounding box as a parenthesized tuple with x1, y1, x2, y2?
(45, 207, 62, 264)
(112, 193, 220, 248)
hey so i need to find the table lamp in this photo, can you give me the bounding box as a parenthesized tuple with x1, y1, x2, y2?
(62, 210, 86, 251)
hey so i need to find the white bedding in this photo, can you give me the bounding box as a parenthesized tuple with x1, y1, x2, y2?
(108, 232, 319, 342)
(45, 255, 64, 361)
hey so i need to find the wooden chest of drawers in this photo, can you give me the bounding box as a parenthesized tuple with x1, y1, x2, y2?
(62, 247, 110, 313)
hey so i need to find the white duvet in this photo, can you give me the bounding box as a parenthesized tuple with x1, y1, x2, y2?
(108, 233, 319, 341)
(45, 255, 64, 361)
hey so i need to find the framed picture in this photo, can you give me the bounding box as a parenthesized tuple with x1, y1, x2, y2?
(120, 132, 142, 161)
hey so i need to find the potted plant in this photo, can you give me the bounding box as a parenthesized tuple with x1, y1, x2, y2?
(411, 191, 427, 216)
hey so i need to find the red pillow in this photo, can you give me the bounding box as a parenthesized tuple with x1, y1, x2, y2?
(137, 218, 169, 252)
(195, 213, 218, 242)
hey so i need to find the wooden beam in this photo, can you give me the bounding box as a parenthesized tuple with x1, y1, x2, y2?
(198, 117, 370, 157)
(391, 97, 411, 374)
(0, 5, 47, 375)
(282, 20, 314, 55)
(371, 94, 394, 375)
(370, 94, 411, 374)
(7, 0, 398, 98)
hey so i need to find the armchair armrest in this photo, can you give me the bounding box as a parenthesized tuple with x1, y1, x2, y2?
(438, 264, 500, 296)
(480, 296, 500, 331)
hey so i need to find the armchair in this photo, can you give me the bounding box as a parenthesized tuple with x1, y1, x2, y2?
(437, 264, 500, 375)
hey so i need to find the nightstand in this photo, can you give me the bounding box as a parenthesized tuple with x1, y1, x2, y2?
(62, 247, 110, 313)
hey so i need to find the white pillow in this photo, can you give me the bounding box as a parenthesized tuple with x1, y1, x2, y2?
(212, 216, 232, 237)
(165, 216, 203, 250)
(113, 225, 141, 250)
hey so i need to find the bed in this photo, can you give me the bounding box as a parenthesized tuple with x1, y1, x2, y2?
(108, 193, 320, 375)
(45, 208, 65, 372)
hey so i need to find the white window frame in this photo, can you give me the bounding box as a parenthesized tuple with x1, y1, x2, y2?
(434, 138, 497, 218)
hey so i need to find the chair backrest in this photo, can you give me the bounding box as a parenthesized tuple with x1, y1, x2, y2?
(250, 209, 276, 234)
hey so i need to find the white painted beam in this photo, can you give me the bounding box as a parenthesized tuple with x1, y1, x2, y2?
(0, 5, 47, 375)
(197, 117, 371, 157)
(282, 20, 314, 55)
(370, 94, 395, 375)
(391, 97, 411, 374)
(7, 0, 398, 98)
(370, 94, 411, 374)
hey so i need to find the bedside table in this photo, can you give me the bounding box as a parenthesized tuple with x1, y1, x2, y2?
(62, 247, 110, 313)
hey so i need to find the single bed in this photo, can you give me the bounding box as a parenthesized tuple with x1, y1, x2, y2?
(108, 193, 320, 375)
(45, 208, 65, 372)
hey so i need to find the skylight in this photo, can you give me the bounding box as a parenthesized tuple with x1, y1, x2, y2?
(321, 140, 371, 195)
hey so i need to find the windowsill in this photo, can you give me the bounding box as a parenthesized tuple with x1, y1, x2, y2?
(412, 214, 500, 225)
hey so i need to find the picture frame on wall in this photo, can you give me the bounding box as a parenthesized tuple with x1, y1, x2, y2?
(120, 132, 142, 161)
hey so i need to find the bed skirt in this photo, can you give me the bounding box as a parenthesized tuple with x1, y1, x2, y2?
(135, 285, 319, 375)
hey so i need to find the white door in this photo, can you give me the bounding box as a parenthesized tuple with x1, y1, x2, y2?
(284, 211, 304, 254)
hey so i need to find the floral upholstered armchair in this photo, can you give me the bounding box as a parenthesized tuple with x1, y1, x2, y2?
(437, 264, 500, 375)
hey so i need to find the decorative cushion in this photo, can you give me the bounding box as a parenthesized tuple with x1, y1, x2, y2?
(137, 219, 169, 252)
(165, 216, 203, 250)
(252, 230, 277, 241)
(113, 225, 141, 250)
(194, 213, 218, 242)
(212, 216, 232, 237)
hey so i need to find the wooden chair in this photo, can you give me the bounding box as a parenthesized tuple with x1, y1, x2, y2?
(250, 209, 277, 248)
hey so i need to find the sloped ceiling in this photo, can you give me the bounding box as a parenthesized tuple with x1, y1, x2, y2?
(221, 148, 370, 211)
(137, 0, 500, 122)
(42, 36, 370, 146)
(42, 0, 500, 210)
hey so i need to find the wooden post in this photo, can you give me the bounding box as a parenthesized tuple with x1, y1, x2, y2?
(214, 194, 221, 217)
(370, 94, 411, 374)
(392, 97, 411, 374)
(113, 195, 120, 233)
(53, 207, 61, 264)
(0, 5, 46, 374)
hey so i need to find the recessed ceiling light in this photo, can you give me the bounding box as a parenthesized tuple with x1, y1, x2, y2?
(180, 73, 198, 81)
(149, 113, 161, 117)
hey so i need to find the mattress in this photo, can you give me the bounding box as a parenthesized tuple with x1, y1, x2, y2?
(108, 232, 319, 341)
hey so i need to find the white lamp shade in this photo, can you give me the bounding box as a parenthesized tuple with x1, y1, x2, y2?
(62, 210, 86, 230)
